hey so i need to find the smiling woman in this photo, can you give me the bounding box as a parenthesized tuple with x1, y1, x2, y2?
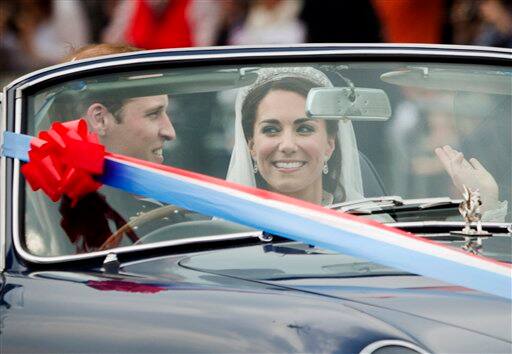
(244, 80, 336, 204)
(227, 67, 364, 205)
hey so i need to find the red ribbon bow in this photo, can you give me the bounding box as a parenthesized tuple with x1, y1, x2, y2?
(21, 119, 106, 206)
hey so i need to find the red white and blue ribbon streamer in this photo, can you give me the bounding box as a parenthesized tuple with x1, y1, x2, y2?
(2, 127, 511, 299)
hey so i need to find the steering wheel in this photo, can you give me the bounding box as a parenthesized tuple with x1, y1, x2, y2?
(99, 205, 188, 250)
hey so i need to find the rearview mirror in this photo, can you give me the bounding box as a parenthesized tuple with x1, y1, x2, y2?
(306, 87, 391, 121)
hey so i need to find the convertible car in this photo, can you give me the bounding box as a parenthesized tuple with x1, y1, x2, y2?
(1, 44, 511, 353)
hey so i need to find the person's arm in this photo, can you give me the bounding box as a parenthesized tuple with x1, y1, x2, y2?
(435, 145, 507, 222)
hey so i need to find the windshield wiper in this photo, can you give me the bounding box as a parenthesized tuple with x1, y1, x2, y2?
(330, 197, 462, 215)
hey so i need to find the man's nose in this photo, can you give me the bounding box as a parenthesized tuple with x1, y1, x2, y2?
(159, 113, 176, 141)
(278, 130, 298, 154)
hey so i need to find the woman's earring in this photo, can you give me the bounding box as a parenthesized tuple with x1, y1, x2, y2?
(253, 162, 258, 174)
(323, 158, 329, 175)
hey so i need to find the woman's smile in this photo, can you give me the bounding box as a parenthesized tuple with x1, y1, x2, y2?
(272, 160, 307, 172)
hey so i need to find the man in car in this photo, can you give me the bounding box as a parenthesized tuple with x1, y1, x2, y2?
(56, 44, 180, 250)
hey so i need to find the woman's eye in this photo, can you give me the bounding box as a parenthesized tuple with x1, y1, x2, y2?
(297, 124, 315, 134)
(261, 125, 280, 135)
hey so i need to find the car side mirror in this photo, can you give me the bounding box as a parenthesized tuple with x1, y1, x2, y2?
(306, 87, 392, 121)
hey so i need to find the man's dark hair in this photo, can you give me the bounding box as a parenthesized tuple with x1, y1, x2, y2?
(49, 92, 129, 123)
(81, 95, 129, 122)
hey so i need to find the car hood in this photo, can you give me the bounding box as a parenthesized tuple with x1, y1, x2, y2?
(181, 242, 512, 344)
(6, 244, 509, 353)
(5, 261, 417, 354)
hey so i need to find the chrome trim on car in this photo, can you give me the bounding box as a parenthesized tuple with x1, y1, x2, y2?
(388, 221, 512, 229)
(15, 96, 22, 133)
(0, 87, 7, 271)
(359, 339, 430, 354)
(7, 45, 512, 93)
(1, 93, 22, 271)
(7, 45, 511, 264)
(4, 43, 511, 88)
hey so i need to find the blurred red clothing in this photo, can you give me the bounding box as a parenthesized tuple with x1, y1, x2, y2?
(372, 0, 444, 43)
(125, 0, 193, 49)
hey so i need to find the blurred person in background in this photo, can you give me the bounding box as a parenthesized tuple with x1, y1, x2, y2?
(102, 0, 306, 52)
(190, 0, 248, 46)
(102, 0, 193, 49)
(1, 0, 89, 69)
(0, 0, 30, 75)
(188, 0, 226, 46)
(387, 88, 457, 198)
(103, 0, 300, 47)
(230, 0, 305, 45)
(102, 0, 239, 48)
(451, 0, 512, 47)
(450, 0, 481, 45)
(372, 0, 450, 44)
(124, 0, 192, 49)
(474, 0, 512, 47)
(81, 0, 119, 43)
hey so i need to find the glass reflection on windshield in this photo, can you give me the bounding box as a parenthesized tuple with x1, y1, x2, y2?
(23, 62, 511, 257)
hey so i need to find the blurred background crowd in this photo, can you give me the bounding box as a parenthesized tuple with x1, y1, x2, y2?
(1, 0, 512, 85)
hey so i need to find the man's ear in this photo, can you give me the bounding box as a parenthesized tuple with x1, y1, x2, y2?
(85, 103, 110, 136)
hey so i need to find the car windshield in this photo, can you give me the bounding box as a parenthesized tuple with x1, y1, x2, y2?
(22, 61, 511, 258)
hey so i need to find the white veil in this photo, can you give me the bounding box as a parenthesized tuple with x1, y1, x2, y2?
(226, 66, 364, 202)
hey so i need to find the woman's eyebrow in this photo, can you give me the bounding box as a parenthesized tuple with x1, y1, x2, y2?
(257, 119, 281, 125)
(294, 118, 315, 124)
